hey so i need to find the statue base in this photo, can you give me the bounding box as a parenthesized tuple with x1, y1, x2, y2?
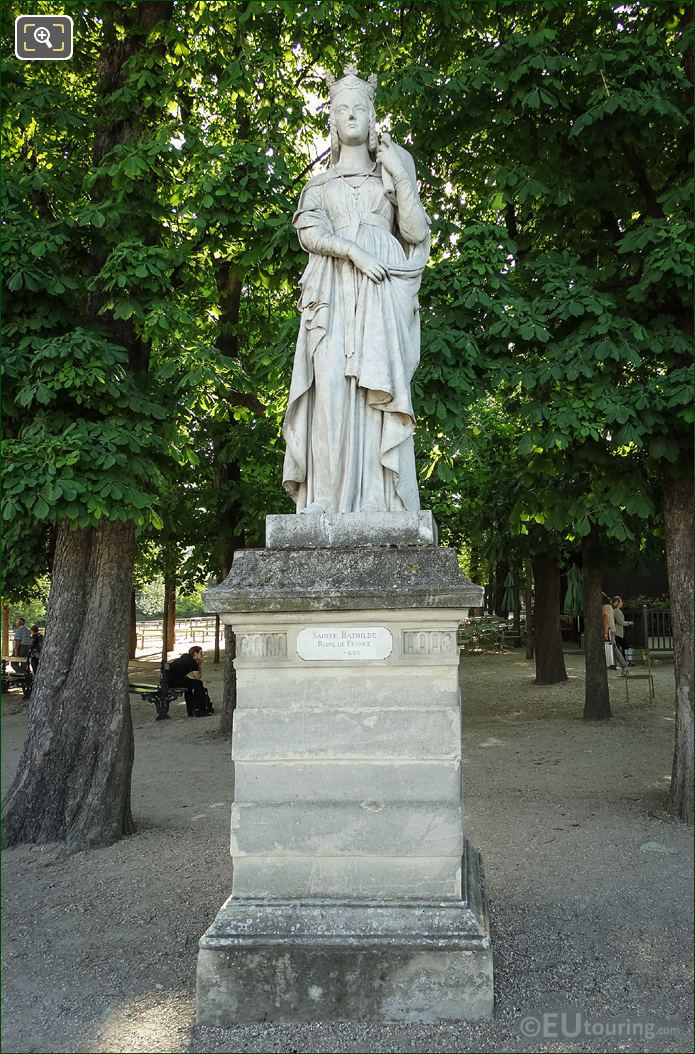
(198, 543, 492, 1024)
(197, 841, 492, 1025)
(265, 510, 438, 549)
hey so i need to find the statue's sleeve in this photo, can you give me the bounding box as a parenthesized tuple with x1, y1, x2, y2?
(382, 146, 430, 247)
(392, 174, 429, 246)
(293, 182, 355, 260)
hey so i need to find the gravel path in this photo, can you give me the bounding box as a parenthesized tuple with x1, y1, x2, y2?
(2, 650, 692, 1053)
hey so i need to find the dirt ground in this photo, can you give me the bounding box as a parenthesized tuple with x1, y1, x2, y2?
(1, 648, 692, 1054)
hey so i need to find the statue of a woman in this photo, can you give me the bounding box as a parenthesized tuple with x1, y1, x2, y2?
(282, 65, 430, 515)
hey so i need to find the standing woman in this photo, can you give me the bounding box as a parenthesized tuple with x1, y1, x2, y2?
(282, 64, 430, 515)
(603, 593, 628, 675)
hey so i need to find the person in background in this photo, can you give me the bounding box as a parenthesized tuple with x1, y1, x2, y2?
(612, 596, 634, 666)
(29, 626, 43, 674)
(166, 646, 214, 717)
(12, 618, 32, 657)
(602, 593, 628, 676)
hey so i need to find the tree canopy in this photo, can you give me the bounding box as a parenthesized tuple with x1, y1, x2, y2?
(2, 1, 692, 842)
(4, 1, 691, 580)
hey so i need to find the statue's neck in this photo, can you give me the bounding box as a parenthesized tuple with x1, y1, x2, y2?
(336, 143, 372, 171)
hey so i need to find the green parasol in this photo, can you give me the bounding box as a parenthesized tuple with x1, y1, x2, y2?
(563, 564, 583, 615)
(500, 571, 516, 613)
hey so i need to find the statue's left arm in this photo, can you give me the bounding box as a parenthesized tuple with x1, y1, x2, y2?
(377, 134, 429, 247)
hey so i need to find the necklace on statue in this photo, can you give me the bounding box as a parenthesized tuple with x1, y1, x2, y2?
(337, 162, 377, 198)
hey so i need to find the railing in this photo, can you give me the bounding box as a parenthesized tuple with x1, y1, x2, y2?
(641, 607, 673, 655)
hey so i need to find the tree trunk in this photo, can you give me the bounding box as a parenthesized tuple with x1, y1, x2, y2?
(486, 559, 495, 614)
(87, 1, 173, 375)
(582, 527, 611, 720)
(2, 520, 135, 851)
(1, 601, 9, 657)
(494, 561, 508, 616)
(468, 547, 484, 590)
(161, 569, 175, 663)
(524, 557, 535, 660)
(166, 576, 176, 653)
(129, 588, 137, 660)
(213, 481, 243, 737)
(216, 544, 242, 738)
(663, 475, 693, 823)
(214, 614, 221, 665)
(210, 253, 264, 732)
(512, 571, 521, 647)
(532, 552, 567, 684)
(219, 624, 237, 738)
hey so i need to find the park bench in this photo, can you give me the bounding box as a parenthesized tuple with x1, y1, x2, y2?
(1, 656, 33, 698)
(128, 663, 186, 722)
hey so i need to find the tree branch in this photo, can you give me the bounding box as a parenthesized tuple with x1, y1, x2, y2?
(227, 390, 265, 415)
(504, 201, 518, 242)
(291, 148, 330, 188)
(623, 144, 664, 219)
(21, 141, 56, 223)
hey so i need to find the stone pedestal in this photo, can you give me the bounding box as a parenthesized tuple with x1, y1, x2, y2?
(197, 516, 493, 1024)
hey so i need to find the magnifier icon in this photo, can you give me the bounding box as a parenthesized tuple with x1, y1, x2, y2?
(34, 26, 53, 48)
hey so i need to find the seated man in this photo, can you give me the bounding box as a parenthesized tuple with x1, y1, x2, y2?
(166, 646, 214, 717)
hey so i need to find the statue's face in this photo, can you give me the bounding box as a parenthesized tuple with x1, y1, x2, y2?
(332, 88, 371, 146)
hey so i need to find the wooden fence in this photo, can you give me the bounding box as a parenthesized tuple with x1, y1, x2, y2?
(135, 616, 218, 652)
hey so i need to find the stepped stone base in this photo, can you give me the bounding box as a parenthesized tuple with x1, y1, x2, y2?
(196, 841, 493, 1025)
(198, 539, 492, 1024)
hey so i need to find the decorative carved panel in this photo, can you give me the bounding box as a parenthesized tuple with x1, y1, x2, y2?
(237, 632, 288, 659)
(402, 630, 456, 657)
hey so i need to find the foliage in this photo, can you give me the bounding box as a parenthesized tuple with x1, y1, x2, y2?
(135, 576, 209, 619)
(3, 332, 170, 529)
(134, 576, 166, 619)
(8, 577, 50, 628)
(407, 1, 692, 572)
(175, 582, 209, 618)
(624, 594, 671, 610)
(3, 0, 690, 598)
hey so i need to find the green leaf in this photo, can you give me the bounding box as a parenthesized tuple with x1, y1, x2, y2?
(648, 436, 679, 462)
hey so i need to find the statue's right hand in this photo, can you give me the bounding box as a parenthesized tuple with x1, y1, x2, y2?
(348, 245, 387, 283)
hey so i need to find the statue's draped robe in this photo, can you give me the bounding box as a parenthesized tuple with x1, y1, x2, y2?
(282, 159, 430, 513)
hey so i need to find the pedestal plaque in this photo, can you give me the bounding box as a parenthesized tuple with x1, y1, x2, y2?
(297, 626, 393, 661)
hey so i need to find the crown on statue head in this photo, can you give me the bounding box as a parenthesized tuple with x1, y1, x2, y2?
(327, 63, 377, 103)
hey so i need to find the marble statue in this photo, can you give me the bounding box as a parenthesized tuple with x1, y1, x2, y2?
(282, 64, 431, 515)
